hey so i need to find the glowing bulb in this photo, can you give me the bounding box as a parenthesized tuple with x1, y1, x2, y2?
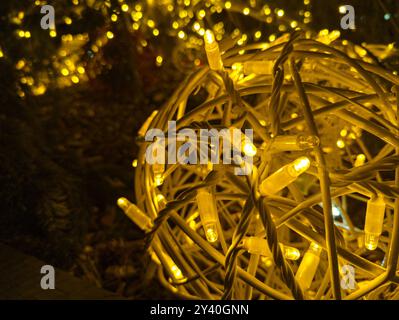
(243, 7, 250, 15)
(339, 6, 347, 14)
(117, 197, 153, 231)
(61, 68, 69, 76)
(153, 163, 164, 186)
(225, 1, 232, 9)
(242, 140, 257, 157)
(196, 188, 219, 243)
(204, 223, 218, 243)
(205, 29, 215, 44)
(156, 55, 163, 66)
(354, 154, 366, 167)
(336, 139, 345, 148)
(162, 253, 185, 282)
(283, 246, 301, 261)
(243, 237, 300, 261)
(364, 195, 385, 250)
(259, 156, 311, 195)
(71, 76, 79, 84)
(106, 31, 114, 39)
(178, 30, 186, 39)
(295, 242, 322, 290)
(204, 30, 223, 71)
(49, 30, 57, 37)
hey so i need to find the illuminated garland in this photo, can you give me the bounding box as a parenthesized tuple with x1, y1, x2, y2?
(2, 0, 314, 97)
(119, 28, 399, 300)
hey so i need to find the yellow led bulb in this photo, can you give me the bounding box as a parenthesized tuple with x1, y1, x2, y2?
(204, 30, 223, 71)
(295, 242, 322, 290)
(196, 188, 219, 243)
(243, 237, 300, 261)
(364, 195, 385, 250)
(152, 163, 164, 186)
(269, 134, 319, 152)
(117, 197, 153, 232)
(162, 252, 185, 283)
(259, 156, 311, 195)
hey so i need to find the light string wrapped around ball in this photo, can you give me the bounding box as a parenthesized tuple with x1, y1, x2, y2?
(118, 29, 399, 300)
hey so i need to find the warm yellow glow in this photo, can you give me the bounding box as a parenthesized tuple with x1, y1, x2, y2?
(24, 31, 31, 38)
(16, 60, 25, 70)
(283, 246, 301, 260)
(243, 7, 250, 15)
(153, 29, 159, 36)
(259, 157, 311, 195)
(204, 29, 215, 45)
(277, 9, 285, 17)
(106, 31, 114, 39)
(121, 4, 129, 12)
(178, 31, 186, 39)
(242, 141, 257, 157)
(171, 264, 184, 281)
(295, 242, 322, 290)
(354, 154, 366, 167)
(336, 139, 345, 148)
(196, 188, 219, 243)
(261, 256, 273, 267)
(61, 68, 69, 76)
(193, 22, 200, 31)
(64, 17, 72, 25)
(198, 9, 206, 19)
(204, 30, 223, 71)
(225, 1, 232, 9)
(204, 223, 218, 243)
(71, 76, 80, 84)
(77, 66, 85, 74)
(32, 84, 46, 96)
(132, 159, 138, 168)
(111, 14, 118, 22)
(156, 55, 163, 66)
(292, 157, 311, 175)
(364, 195, 385, 251)
(50, 30, 57, 37)
(117, 197, 153, 231)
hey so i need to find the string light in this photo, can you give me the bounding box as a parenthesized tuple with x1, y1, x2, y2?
(364, 195, 386, 251)
(196, 188, 219, 243)
(120, 28, 399, 300)
(243, 237, 300, 261)
(295, 243, 322, 291)
(259, 157, 311, 195)
(204, 29, 223, 71)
